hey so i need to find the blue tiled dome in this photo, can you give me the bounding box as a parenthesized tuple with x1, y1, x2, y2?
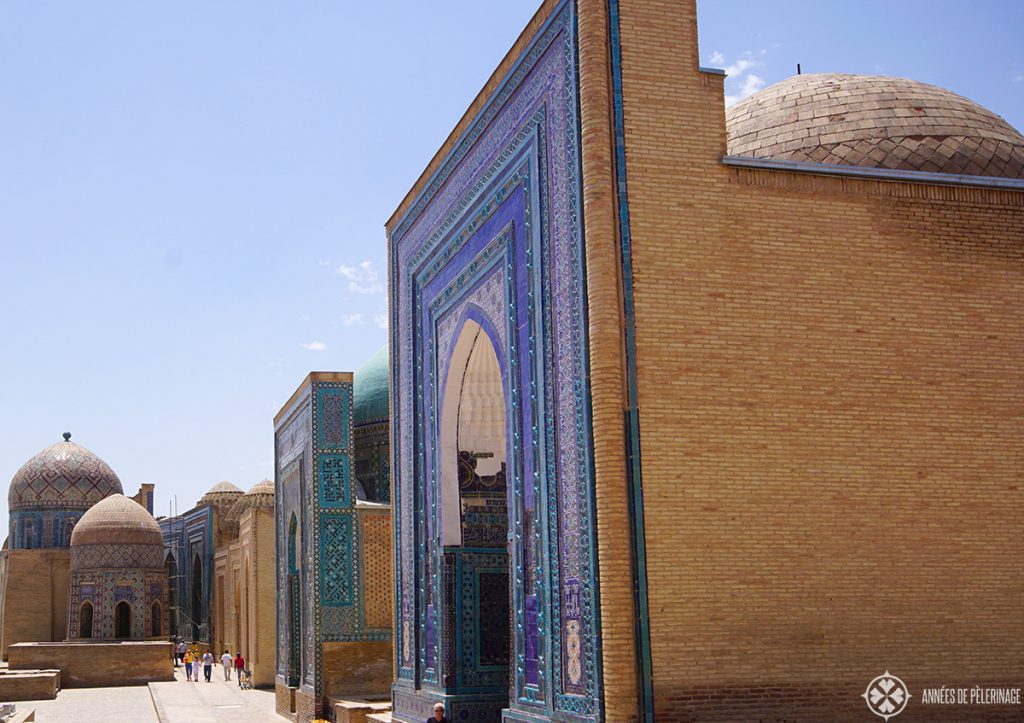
(9, 436, 123, 512)
(353, 345, 389, 427)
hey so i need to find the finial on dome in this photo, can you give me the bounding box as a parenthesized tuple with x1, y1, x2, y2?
(63, 432, 72, 442)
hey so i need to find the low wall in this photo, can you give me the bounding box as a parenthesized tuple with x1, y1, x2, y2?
(8, 641, 174, 688)
(322, 640, 392, 699)
(0, 670, 59, 700)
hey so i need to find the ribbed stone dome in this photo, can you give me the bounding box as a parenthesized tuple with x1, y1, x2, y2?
(225, 480, 275, 524)
(198, 480, 244, 508)
(354, 345, 389, 427)
(71, 493, 163, 547)
(9, 436, 124, 512)
(726, 73, 1024, 178)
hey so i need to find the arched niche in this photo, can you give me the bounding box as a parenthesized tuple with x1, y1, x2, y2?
(80, 601, 93, 638)
(115, 601, 132, 639)
(439, 319, 508, 547)
(152, 601, 162, 637)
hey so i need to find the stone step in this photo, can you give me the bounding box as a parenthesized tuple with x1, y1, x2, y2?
(365, 713, 392, 723)
(330, 696, 391, 723)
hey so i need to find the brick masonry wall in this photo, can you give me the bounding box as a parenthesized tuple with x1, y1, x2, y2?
(358, 509, 393, 631)
(275, 681, 297, 718)
(295, 688, 318, 723)
(576, 0, 640, 720)
(8, 640, 173, 688)
(322, 640, 393, 700)
(0, 549, 70, 659)
(0, 671, 59, 701)
(616, 0, 1024, 719)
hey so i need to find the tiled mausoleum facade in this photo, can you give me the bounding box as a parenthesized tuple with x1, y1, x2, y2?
(384, 0, 1024, 720)
(67, 494, 168, 641)
(274, 372, 392, 722)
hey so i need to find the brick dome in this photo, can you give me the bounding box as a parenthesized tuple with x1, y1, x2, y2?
(70, 493, 164, 547)
(9, 435, 124, 512)
(225, 480, 275, 525)
(726, 73, 1024, 178)
(198, 480, 243, 508)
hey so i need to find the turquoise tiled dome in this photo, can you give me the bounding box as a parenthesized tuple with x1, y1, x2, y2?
(353, 345, 389, 427)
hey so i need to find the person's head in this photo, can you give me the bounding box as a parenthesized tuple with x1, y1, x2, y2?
(224, 650, 228, 655)
(236, 651, 241, 657)
(433, 702, 445, 720)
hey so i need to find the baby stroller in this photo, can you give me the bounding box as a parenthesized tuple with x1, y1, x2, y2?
(238, 668, 254, 690)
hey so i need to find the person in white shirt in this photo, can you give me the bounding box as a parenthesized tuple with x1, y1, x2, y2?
(221, 650, 233, 681)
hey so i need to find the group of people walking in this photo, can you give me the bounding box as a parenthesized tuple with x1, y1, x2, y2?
(174, 640, 246, 685)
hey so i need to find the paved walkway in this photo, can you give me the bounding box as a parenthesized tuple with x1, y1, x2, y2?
(9, 666, 283, 723)
(149, 666, 282, 722)
(13, 684, 158, 723)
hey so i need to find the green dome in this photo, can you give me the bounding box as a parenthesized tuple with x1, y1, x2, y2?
(353, 345, 389, 427)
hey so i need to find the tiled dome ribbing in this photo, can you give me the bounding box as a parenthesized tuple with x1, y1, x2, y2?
(726, 73, 1024, 178)
(70, 493, 164, 547)
(354, 345, 390, 427)
(9, 436, 124, 511)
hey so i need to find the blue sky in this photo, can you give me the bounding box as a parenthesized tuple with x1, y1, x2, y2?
(1, 1, 1021, 541)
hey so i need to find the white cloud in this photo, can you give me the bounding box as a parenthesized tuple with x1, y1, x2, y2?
(337, 261, 384, 295)
(726, 73, 766, 106)
(300, 341, 327, 351)
(719, 51, 769, 107)
(374, 314, 388, 330)
(708, 51, 725, 66)
(341, 313, 365, 326)
(1013, 74, 1024, 83)
(724, 57, 757, 78)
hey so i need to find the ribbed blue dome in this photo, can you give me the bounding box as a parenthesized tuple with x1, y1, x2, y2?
(353, 345, 389, 427)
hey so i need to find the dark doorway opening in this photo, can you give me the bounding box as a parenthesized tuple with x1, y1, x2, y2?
(152, 602, 162, 637)
(115, 601, 132, 639)
(80, 601, 93, 638)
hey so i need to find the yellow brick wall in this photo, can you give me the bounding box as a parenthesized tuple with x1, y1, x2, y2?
(358, 508, 393, 631)
(212, 506, 276, 688)
(614, 0, 1024, 718)
(322, 640, 393, 699)
(0, 549, 70, 659)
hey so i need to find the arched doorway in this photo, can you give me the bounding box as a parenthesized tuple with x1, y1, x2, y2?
(115, 601, 132, 639)
(287, 513, 301, 687)
(152, 601, 162, 637)
(439, 320, 511, 718)
(80, 601, 93, 638)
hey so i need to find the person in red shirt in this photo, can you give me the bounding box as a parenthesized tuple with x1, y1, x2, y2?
(234, 652, 245, 687)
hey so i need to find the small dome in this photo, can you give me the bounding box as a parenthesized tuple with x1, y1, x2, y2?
(198, 480, 243, 508)
(354, 345, 389, 427)
(71, 493, 163, 547)
(245, 479, 275, 500)
(225, 480, 275, 524)
(9, 436, 124, 512)
(726, 73, 1024, 178)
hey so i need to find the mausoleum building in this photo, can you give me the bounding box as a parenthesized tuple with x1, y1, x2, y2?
(274, 365, 393, 722)
(383, 0, 1023, 720)
(0, 435, 126, 657)
(67, 493, 168, 641)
